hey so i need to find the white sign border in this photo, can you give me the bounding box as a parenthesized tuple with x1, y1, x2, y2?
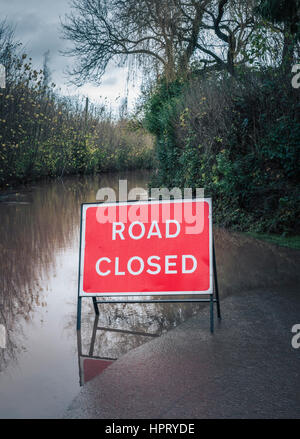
(79, 198, 213, 297)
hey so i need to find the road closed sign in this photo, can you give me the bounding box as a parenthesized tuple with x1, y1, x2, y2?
(78, 199, 213, 297)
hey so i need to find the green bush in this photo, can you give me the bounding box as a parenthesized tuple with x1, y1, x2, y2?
(0, 55, 154, 187)
(144, 70, 299, 235)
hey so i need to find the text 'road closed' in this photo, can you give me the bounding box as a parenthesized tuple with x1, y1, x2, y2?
(80, 199, 212, 296)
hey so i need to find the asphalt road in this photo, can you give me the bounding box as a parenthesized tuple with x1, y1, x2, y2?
(65, 286, 299, 419)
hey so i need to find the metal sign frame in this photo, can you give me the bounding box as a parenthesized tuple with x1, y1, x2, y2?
(77, 312, 160, 386)
(76, 198, 221, 333)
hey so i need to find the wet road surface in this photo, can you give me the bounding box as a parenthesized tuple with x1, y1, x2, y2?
(65, 287, 300, 419)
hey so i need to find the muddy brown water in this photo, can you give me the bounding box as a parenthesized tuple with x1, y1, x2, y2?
(0, 170, 298, 418)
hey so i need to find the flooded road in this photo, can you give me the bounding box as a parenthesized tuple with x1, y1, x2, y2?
(1, 171, 299, 418)
(0, 171, 204, 418)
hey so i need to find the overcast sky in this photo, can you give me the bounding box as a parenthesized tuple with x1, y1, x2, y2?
(1, 0, 141, 110)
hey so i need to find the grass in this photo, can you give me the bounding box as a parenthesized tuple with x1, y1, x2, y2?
(246, 232, 300, 250)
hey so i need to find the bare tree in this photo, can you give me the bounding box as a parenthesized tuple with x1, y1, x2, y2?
(61, 0, 216, 83)
(61, 0, 260, 83)
(191, 0, 259, 75)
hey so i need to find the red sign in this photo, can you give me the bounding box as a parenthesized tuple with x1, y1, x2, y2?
(79, 357, 114, 385)
(79, 199, 212, 296)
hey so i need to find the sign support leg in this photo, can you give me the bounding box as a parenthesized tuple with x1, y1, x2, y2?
(92, 297, 99, 316)
(213, 238, 221, 320)
(89, 314, 99, 357)
(77, 323, 83, 386)
(210, 293, 214, 334)
(77, 297, 82, 331)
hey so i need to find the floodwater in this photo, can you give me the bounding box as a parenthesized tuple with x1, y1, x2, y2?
(0, 171, 204, 418)
(1, 170, 298, 419)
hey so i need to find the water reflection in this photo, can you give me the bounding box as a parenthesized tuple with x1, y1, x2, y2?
(77, 311, 160, 386)
(0, 170, 205, 417)
(0, 171, 151, 373)
(77, 318, 116, 386)
(76, 298, 204, 386)
(1, 170, 297, 417)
